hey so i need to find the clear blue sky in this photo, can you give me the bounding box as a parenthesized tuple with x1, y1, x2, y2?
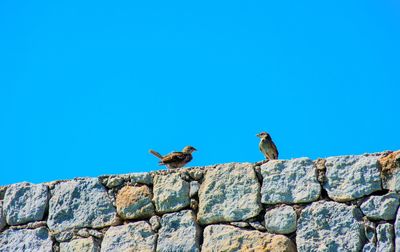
(1, 1, 399, 185)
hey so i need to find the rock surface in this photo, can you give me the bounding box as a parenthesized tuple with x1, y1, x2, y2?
(0, 227, 53, 252)
(202, 224, 296, 252)
(157, 210, 200, 252)
(48, 178, 117, 232)
(60, 237, 100, 252)
(260, 158, 321, 204)
(324, 155, 381, 202)
(361, 192, 400, 220)
(3, 182, 48, 225)
(363, 243, 377, 252)
(116, 185, 154, 220)
(376, 223, 394, 252)
(189, 181, 200, 198)
(395, 209, 400, 251)
(153, 173, 190, 213)
(101, 221, 157, 252)
(0, 201, 5, 231)
(198, 163, 261, 225)
(264, 205, 297, 234)
(297, 201, 364, 252)
(381, 151, 400, 191)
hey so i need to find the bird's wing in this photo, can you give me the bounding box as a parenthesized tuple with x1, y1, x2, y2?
(161, 152, 187, 164)
(271, 141, 279, 159)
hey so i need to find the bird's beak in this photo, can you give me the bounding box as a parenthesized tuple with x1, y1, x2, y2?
(256, 133, 260, 138)
(193, 148, 197, 151)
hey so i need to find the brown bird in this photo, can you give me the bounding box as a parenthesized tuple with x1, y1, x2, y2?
(149, 146, 197, 169)
(256, 132, 278, 162)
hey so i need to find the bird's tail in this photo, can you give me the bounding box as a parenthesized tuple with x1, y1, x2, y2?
(149, 149, 163, 159)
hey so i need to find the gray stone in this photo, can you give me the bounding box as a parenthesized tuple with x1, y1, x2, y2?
(363, 217, 376, 243)
(296, 201, 364, 252)
(101, 221, 157, 252)
(116, 185, 155, 220)
(48, 178, 117, 232)
(3, 182, 49, 225)
(395, 209, 400, 251)
(60, 237, 100, 252)
(54, 230, 74, 242)
(261, 158, 321, 204)
(130, 172, 152, 185)
(149, 215, 161, 231)
(153, 173, 190, 213)
(324, 155, 381, 202)
(249, 221, 267, 231)
(157, 210, 200, 252)
(377, 223, 394, 252)
(0, 201, 5, 231)
(264, 205, 297, 234)
(198, 163, 262, 225)
(363, 243, 377, 252)
(0, 227, 53, 252)
(230, 221, 250, 228)
(76, 228, 103, 239)
(202, 224, 296, 252)
(361, 193, 400, 220)
(189, 181, 200, 198)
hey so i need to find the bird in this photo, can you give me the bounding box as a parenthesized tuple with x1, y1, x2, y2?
(149, 146, 197, 169)
(256, 132, 279, 163)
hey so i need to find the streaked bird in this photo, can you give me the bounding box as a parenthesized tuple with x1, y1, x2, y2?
(149, 146, 197, 169)
(256, 132, 279, 161)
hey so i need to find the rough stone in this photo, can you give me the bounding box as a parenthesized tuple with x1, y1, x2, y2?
(116, 185, 154, 220)
(381, 151, 400, 191)
(230, 221, 250, 228)
(157, 210, 200, 252)
(261, 158, 321, 204)
(0, 201, 6, 231)
(297, 201, 364, 252)
(130, 172, 153, 185)
(363, 243, 377, 252)
(0, 227, 53, 252)
(149, 215, 161, 231)
(376, 223, 394, 252)
(101, 221, 157, 252)
(394, 208, 400, 251)
(324, 155, 381, 202)
(60, 237, 100, 252)
(48, 178, 117, 232)
(190, 199, 198, 211)
(249, 221, 267, 231)
(189, 181, 200, 198)
(54, 230, 74, 242)
(198, 163, 261, 225)
(264, 205, 297, 234)
(361, 192, 400, 220)
(363, 216, 376, 243)
(202, 224, 296, 252)
(3, 182, 49, 225)
(153, 173, 190, 213)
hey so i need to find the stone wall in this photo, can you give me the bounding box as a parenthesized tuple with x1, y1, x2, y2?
(0, 150, 400, 252)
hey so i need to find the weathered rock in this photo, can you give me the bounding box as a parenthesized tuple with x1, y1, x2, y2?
(249, 221, 267, 231)
(230, 221, 250, 228)
(0, 227, 53, 252)
(101, 221, 157, 252)
(76, 228, 103, 239)
(202, 224, 296, 252)
(149, 215, 161, 231)
(60, 237, 100, 252)
(376, 223, 394, 252)
(157, 210, 200, 252)
(264, 205, 297, 234)
(189, 181, 200, 198)
(261, 158, 321, 204)
(394, 208, 400, 251)
(363, 243, 377, 252)
(0, 186, 7, 200)
(153, 173, 190, 213)
(0, 201, 5, 231)
(54, 230, 74, 242)
(297, 201, 364, 252)
(361, 192, 400, 220)
(3, 182, 49, 225)
(363, 216, 376, 243)
(48, 178, 117, 232)
(324, 155, 381, 202)
(130, 172, 152, 185)
(116, 185, 154, 220)
(198, 163, 261, 225)
(381, 151, 400, 191)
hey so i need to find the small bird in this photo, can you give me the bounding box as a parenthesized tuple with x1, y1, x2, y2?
(256, 132, 279, 162)
(149, 146, 197, 169)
